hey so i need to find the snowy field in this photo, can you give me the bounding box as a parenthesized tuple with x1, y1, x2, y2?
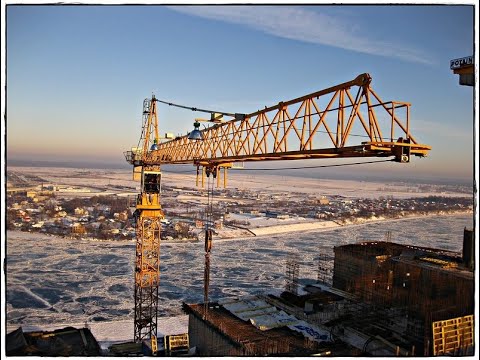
(7, 166, 471, 199)
(6, 214, 473, 338)
(5, 166, 474, 344)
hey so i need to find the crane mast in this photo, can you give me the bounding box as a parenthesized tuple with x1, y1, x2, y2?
(125, 97, 163, 347)
(124, 73, 431, 346)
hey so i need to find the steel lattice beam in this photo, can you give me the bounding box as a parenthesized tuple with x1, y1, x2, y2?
(130, 73, 430, 167)
(134, 215, 161, 342)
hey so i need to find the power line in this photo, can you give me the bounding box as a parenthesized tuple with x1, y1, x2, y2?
(229, 159, 395, 171)
(192, 123, 373, 142)
(161, 158, 394, 173)
(154, 98, 238, 118)
(162, 169, 197, 174)
(155, 96, 384, 140)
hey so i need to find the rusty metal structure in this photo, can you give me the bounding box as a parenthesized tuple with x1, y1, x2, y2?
(124, 73, 431, 344)
(317, 253, 334, 285)
(331, 241, 474, 355)
(285, 255, 300, 295)
(180, 238, 473, 356)
(183, 303, 336, 356)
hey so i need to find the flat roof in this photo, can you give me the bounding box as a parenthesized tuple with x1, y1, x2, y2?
(335, 241, 472, 278)
(392, 256, 474, 280)
(335, 241, 460, 257)
(184, 303, 304, 344)
(183, 302, 337, 355)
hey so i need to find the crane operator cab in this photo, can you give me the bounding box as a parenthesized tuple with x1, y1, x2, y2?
(143, 171, 161, 193)
(136, 169, 162, 210)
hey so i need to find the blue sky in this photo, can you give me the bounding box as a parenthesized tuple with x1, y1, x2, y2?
(5, 4, 475, 182)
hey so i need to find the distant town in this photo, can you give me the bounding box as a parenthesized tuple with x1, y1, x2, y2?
(6, 170, 473, 242)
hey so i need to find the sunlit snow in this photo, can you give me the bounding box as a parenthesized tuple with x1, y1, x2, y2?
(6, 214, 472, 333)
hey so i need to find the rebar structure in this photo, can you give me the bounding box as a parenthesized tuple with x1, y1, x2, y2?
(331, 241, 474, 355)
(317, 252, 334, 285)
(285, 256, 300, 295)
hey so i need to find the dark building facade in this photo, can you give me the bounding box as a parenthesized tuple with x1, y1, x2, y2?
(332, 240, 474, 354)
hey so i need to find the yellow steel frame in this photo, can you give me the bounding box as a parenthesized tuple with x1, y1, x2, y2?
(142, 73, 430, 167)
(141, 97, 159, 161)
(132, 92, 164, 343)
(164, 334, 190, 355)
(126, 73, 432, 344)
(432, 315, 474, 355)
(133, 208, 163, 342)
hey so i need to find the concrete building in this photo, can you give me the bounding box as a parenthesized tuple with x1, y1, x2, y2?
(183, 230, 474, 357)
(332, 238, 474, 355)
(183, 301, 350, 356)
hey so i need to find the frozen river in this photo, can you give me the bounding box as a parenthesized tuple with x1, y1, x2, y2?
(5, 214, 474, 327)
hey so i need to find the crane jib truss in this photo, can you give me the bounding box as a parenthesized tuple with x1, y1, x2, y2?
(129, 73, 431, 168)
(124, 73, 431, 344)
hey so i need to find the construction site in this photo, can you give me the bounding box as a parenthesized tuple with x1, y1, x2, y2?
(6, 71, 475, 356)
(176, 228, 474, 357)
(7, 228, 475, 356)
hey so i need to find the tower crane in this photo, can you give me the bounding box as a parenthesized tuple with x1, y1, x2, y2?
(124, 73, 431, 347)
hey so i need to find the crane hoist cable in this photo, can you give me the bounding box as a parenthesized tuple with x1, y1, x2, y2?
(230, 159, 395, 171)
(155, 98, 239, 118)
(162, 159, 395, 174)
(203, 169, 215, 319)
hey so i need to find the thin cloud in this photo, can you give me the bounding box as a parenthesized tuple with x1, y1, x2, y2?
(168, 6, 432, 65)
(412, 119, 472, 140)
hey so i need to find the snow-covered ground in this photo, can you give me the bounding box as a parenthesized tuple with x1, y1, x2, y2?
(5, 166, 474, 344)
(7, 166, 471, 199)
(219, 210, 471, 238)
(5, 215, 473, 333)
(5, 315, 189, 350)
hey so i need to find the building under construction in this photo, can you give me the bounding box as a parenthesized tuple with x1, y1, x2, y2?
(183, 228, 475, 356)
(332, 229, 474, 355)
(183, 299, 356, 356)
